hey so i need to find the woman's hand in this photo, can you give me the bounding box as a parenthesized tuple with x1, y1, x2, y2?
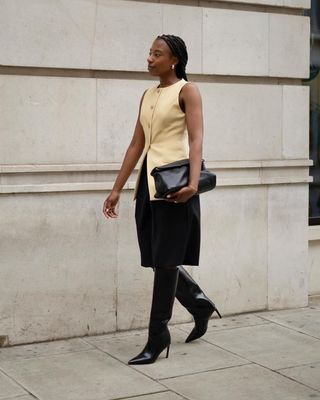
(103, 190, 120, 219)
(165, 185, 197, 203)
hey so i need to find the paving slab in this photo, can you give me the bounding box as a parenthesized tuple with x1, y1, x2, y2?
(0, 349, 165, 400)
(2, 397, 38, 400)
(162, 363, 320, 400)
(0, 369, 27, 399)
(121, 392, 186, 400)
(176, 313, 270, 334)
(255, 307, 320, 338)
(204, 323, 320, 369)
(0, 338, 93, 362)
(278, 362, 320, 391)
(84, 327, 249, 379)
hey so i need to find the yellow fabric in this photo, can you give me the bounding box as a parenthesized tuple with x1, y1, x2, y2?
(133, 79, 189, 201)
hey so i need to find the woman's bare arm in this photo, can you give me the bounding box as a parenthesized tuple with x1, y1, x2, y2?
(184, 83, 203, 191)
(103, 92, 146, 218)
(112, 109, 146, 193)
(167, 83, 203, 203)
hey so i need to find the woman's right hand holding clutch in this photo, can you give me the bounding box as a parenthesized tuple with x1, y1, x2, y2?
(103, 190, 120, 219)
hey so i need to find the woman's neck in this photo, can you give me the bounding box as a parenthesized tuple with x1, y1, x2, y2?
(158, 73, 180, 88)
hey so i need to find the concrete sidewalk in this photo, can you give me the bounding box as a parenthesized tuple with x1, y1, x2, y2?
(1, 297, 320, 400)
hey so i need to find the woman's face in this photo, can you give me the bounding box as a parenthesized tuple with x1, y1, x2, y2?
(147, 39, 178, 77)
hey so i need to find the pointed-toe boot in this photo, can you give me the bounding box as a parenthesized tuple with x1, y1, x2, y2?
(175, 265, 222, 343)
(128, 267, 179, 365)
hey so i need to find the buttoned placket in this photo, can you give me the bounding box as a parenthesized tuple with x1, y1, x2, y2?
(148, 88, 162, 143)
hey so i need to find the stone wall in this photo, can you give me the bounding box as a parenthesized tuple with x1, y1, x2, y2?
(0, 0, 312, 345)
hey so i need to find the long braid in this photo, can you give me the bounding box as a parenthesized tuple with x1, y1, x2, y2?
(157, 34, 188, 81)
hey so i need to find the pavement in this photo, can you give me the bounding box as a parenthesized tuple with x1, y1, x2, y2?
(0, 296, 320, 400)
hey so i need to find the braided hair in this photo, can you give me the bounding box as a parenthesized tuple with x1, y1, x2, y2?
(157, 34, 188, 81)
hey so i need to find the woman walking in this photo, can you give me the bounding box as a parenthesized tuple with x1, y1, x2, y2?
(103, 34, 221, 365)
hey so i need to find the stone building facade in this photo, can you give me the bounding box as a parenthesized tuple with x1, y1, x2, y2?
(0, 0, 314, 345)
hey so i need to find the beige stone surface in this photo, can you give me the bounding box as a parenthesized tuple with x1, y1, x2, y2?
(120, 393, 186, 400)
(204, 323, 320, 369)
(115, 192, 158, 331)
(255, 307, 320, 339)
(0, 0, 96, 69)
(203, 8, 268, 76)
(279, 362, 320, 391)
(1, 397, 37, 400)
(97, 78, 152, 163)
(2, 307, 320, 400)
(283, 0, 310, 8)
(213, 0, 310, 7)
(92, 0, 162, 71)
(0, 350, 166, 400)
(269, 14, 310, 78)
(0, 370, 27, 399)
(162, 4, 202, 73)
(177, 313, 271, 333)
(162, 364, 320, 400)
(84, 328, 248, 379)
(0, 75, 96, 165)
(195, 186, 268, 315)
(0, 338, 93, 362)
(282, 86, 310, 159)
(199, 82, 283, 161)
(0, 192, 117, 344)
(0, 0, 310, 77)
(267, 184, 309, 309)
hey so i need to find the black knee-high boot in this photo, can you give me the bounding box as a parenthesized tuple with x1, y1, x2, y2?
(128, 267, 179, 365)
(175, 265, 222, 343)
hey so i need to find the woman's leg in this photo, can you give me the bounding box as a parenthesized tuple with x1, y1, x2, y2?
(175, 265, 222, 343)
(128, 266, 179, 364)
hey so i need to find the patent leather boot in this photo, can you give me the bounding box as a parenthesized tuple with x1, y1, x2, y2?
(175, 265, 222, 343)
(128, 267, 179, 365)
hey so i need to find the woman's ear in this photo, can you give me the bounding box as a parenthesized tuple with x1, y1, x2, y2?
(172, 56, 179, 67)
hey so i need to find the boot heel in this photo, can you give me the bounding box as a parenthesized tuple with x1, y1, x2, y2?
(215, 307, 222, 319)
(166, 344, 170, 358)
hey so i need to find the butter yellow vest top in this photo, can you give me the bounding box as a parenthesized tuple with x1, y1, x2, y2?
(133, 79, 189, 201)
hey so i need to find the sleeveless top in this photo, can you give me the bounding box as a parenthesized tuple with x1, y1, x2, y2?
(133, 78, 189, 201)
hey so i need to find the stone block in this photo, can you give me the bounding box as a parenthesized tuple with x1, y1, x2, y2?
(198, 82, 282, 161)
(204, 323, 320, 369)
(0, 192, 117, 344)
(256, 307, 320, 339)
(208, 0, 310, 7)
(97, 78, 153, 163)
(0, 0, 96, 69)
(282, 85, 309, 159)
(267, 184, 309, 309)
(0, 75, 96, 164)
(269, 14, 310, 78)
(279, 363, 320, 392)
(92, 0, 162, 71)
(88, 328, 248, 379)
(0, 350, 165, 400)
(195, 186, 268, 315)
(163, 4, 202, 73)
(0, 338, 93, 362)
(0, 370, 26, 399)
(162, 363, 320, 400)
(203, 8, 268, 76)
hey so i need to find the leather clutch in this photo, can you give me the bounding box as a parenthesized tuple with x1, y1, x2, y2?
(150, 158, 216, 199)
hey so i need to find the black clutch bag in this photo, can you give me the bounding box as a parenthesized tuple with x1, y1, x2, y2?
(150, 158, 216, 199)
